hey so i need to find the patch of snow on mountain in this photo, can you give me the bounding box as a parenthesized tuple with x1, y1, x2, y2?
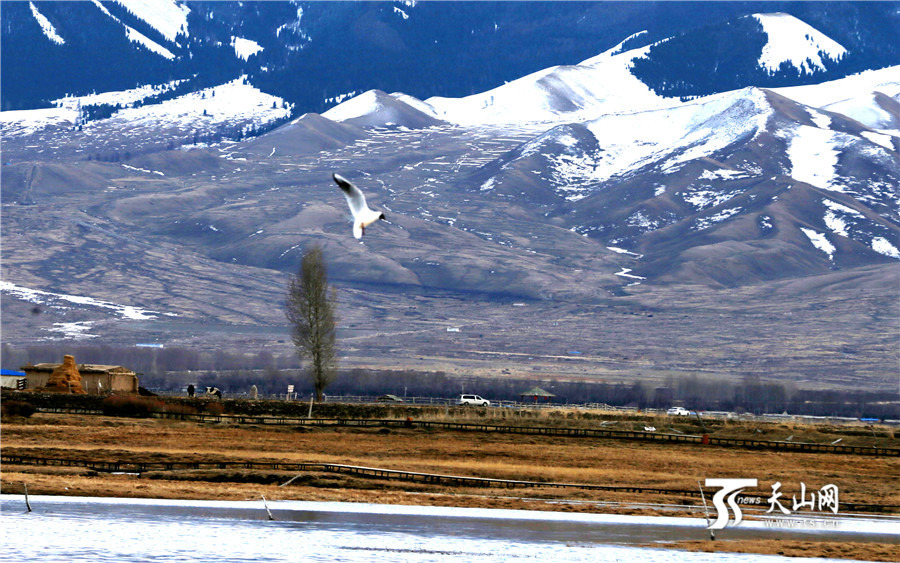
(390, 93, 440, 118)
(699, 169, 750, 181)
(125, 24, 176, 59)
(785, 126, 844, 191)
(615, 268, 646, 280)
(108, 77, 290, 131)
(0, 80, 188, 138)
(0, 281, 167, 320)
(693, 207, 742, 231)
(112, 0, 190, 42)
(232, 37, 263, 61)
(822, 199, 863, 217)
(773, 66, 900, 131)
(583, 88, 770, 182)
(47, 322, 99, 340)
(30, 2, 64, 44)
(820, 200, 865, 243)
(806, 109, 831, 129)
(860, 131, 896, 151)
(322, 90, 382, 121)
(626, 210, 659, 231)
(0, 107, 74, 137)
(57, 80, 184, 109)
(752, 13, 846, 74)
(607, 247, 643, 258)
(800, 227, 835, 260)
(91, 0, 175, 58)
(872, 236, 900, 259)
(682, 188, 743, 211)
(423, 43, 673, 126)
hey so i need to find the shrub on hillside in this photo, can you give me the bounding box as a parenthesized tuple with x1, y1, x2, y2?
(203, 402, 225, 415)
(2, 400, 36, 418)
(101, 395, 163, 418)
(163, 403, 199, 417)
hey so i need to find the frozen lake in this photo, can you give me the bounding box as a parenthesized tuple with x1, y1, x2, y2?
(1, 496, 896, 562)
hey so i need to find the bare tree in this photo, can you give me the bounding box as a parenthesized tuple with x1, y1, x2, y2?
(284, 244, 338, 401)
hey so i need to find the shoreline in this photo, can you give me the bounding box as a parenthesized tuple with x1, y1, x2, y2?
(4, 494, 899, 561)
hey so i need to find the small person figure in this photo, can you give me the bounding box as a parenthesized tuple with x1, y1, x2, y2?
(187, 384, 195, 398)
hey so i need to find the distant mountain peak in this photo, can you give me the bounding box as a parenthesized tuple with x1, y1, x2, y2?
(751, 13, 847, 74)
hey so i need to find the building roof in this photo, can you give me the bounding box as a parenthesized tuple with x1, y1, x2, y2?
(519, 386, 556, 397)
(21, 363, 135, 375)
(1, 369, 26, 376)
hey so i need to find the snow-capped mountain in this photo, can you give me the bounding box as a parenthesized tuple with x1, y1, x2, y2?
(2, 2, 899, 381)
(4, 2, 898, 115)
(317, 47, 899, 287)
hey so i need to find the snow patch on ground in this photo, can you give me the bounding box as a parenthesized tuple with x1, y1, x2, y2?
(231, 37, 263, 61)
(860, 131, 895, 151)
(806, 109, 832, 129)
(60, 80, 184, 110)
(785, 126, 843, 191)
(584, 88, 771, 183)
(615, 268, 646, 280)
(682, 188, 743, 211)
(111, 0, 190, 42)
(0, 281, 169, 320)
(801, 227, 836, 260)
(872, 236, 900, 259)
(694, 208, 742, 231)
(773, 66, 900, 132)
(322, 90, 382, 121)
(821, 199, 864, 239)
(95, 77, 290, 133)
(46, 322, 99, 339)
(607, 247, 644, 258)
(125, 23, 175, 59)
(30, 2, 64, 44)
(752, 13, 846, 74)
(699, 169, 750, 181)
(421, 43, 673, 126)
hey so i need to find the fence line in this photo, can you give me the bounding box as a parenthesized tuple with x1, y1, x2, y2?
(2, 453, 895, 514)
(32, 407, 899, 456)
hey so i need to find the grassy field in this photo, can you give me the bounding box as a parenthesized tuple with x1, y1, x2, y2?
(2, 409, 898, 560)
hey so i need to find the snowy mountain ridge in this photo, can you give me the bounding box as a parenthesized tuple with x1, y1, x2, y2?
(316, 48, 899, 275)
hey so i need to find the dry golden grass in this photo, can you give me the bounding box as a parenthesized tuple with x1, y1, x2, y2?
(4, 413, 898, 504)
(3, 412, 899, 560)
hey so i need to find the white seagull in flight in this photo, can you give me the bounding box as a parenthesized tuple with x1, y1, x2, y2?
(333, 173, 385, 239)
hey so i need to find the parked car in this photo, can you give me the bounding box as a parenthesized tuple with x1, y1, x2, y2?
(457, 394, 490, 406)
(667, 406, 690, 416)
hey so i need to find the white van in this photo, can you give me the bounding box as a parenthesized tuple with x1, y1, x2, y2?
(457, 394, 490, 406)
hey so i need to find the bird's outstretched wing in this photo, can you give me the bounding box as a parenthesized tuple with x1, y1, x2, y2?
(333, 173, 367, 216)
